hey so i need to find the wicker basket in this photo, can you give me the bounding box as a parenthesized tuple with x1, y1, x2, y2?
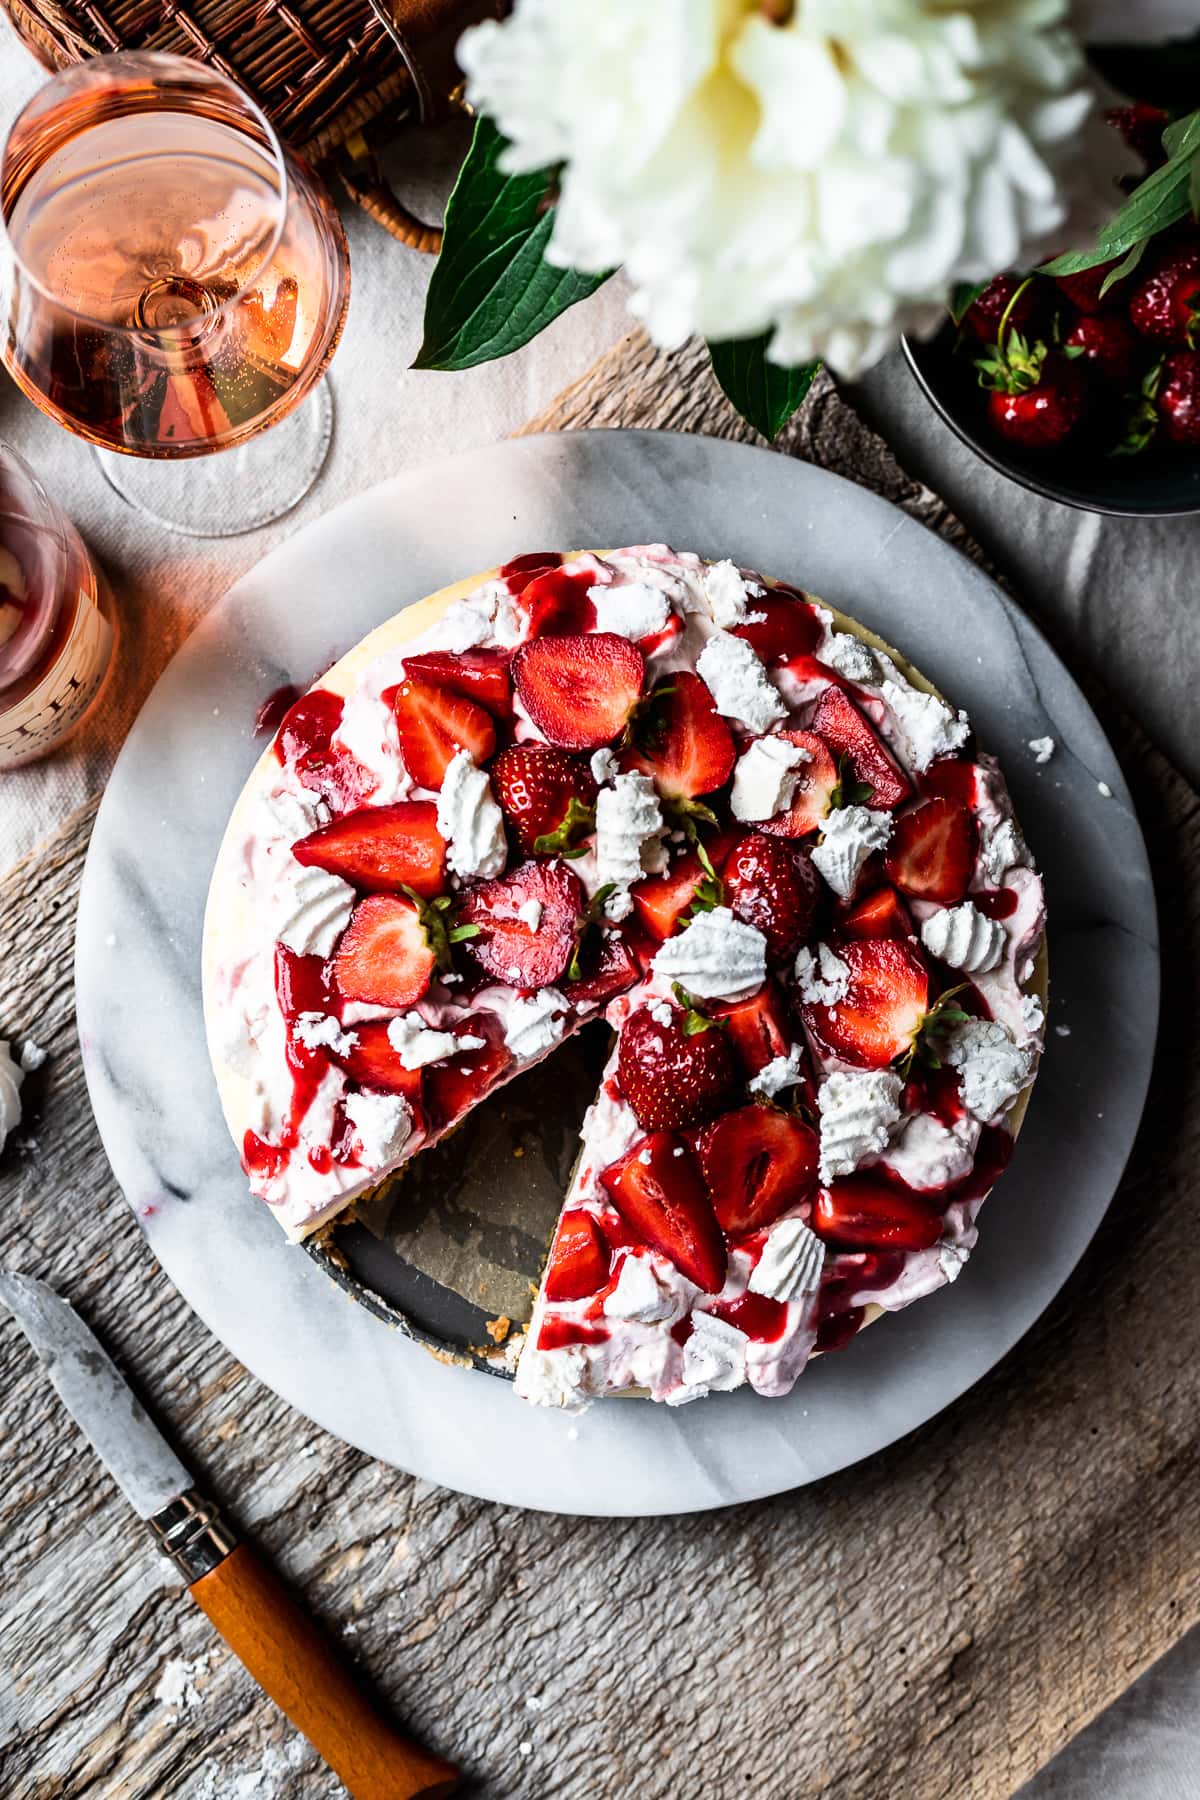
(0, 0, 499, 249)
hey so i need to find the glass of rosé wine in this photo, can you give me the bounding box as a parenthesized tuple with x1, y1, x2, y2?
(0, 53, 350, 536)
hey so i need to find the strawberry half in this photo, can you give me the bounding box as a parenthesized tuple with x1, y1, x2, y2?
(456, 858, 583, 988)
(616, 1002, 738, 1131)
(712, 979, 797, 1080)
(490, 743, 598, 855)
(402, 648, 513, 719)
(561, 926, 640, 1007)
(422, 1012, 513, 1133)
(626, 672, 736, 799)
(731, 592, 821, 664)
(334, 1021, 425, 1108)
(723, 833, 819, 961)
(332, 894, 437, 1010)
(390, 676, 496, 789)
(544, 1209, 611, 1302)
(800, 938, 929, 1070)
(293, 800, 446, 898)
(697, 1105, 819, 1237)
(600, 1132, 726, 1293)
(757, 730, 839, 838)
(512, 633, 644, 750)
(839, 885, 912, 942)
(813, 1174, 943, 1253)
(810, 687, 911, 811)
(883, 797, 977, 904)
(631, 851, 706, 941)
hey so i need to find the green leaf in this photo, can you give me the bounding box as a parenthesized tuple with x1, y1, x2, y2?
(532, 795, 596, 858)
(707, 334, 820, 441)
(414, 116, 611, 373)
(828, 754, 874, 812)
(1038, 108, 1200, 280)
(949, 280, 987, 325)
(1100, 236, 1149, 296)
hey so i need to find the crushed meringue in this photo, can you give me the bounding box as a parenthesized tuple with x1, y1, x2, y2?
(730, 734, 810, 823)
(920, 902, 1006, 975)
(651, 907, 767, 1001)
(817, 1070, 904, 1183)
(701, 559, 763, 627)
(668, 1311, 748, 1402)
(696, 630, 787, 733)
(810, 806, 892, 899)
(589, 747, 619, 785)
(748, 1046, 807, 1098)
(880, 1112, 980, 1190)
(794, 942, 851, 1006)
(344, 1089, 413, 1168)
(294, 1013, 358, 1058)
(880, 677, 971, 771)
(388, 1013, 484, 1070)
(820, 631, 880, 684)
(943, 1019, 1036, 1125)
(749, 1217, 825, 1303)
(982, 818, 1031, 885)
(604, 1253, 679, 1324)
(1028, 736, 1056, 764)
(499, 988, 569, 1060)
(588, 581, 671, 640)
(593, 773, 668, 903)
(436, 748, 507, 879)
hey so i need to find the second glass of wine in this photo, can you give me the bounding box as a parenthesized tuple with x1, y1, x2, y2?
(0, 52, 350, 536)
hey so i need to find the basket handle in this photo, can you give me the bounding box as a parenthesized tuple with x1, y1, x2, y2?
(338, 151, 444, 254)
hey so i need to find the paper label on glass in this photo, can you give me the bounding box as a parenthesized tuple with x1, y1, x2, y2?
(0, 589, 113, 766)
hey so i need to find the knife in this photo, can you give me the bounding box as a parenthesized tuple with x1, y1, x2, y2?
(0, 1271, 459, 1800)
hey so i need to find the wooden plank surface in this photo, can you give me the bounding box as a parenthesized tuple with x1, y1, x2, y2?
(1, 334, 1195, 1800)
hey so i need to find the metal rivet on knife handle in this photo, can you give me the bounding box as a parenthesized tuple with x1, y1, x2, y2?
(149, 1489, 239, 1583)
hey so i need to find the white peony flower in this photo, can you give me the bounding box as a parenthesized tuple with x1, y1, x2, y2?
(459, 0, 1130, 379)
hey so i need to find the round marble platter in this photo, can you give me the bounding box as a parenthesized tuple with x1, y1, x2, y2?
(76, 430, 1158, 1518)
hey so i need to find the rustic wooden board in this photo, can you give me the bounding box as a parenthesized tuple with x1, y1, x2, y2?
(1, 334, 1195, 1800)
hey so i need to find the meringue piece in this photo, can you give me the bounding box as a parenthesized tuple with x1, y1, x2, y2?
(943, 1019, 1036, 1125)
(702, 559, 763, 627)
(594, 772, 668, 905)
(669, 1312, 748, 1403)
(436, 748, 507, 879)
(588, 581, 671, 640)
(344, 1088, 413, 1168)
(0, 1042, 23, 1153)
(19, 1041, 46, 1072)
(794, 943, 851, 1006)
(749, 1217, 825, 1303)
(696, 630, 787, 733)
(939, 1243, 970, 1284)
(589, 747, 619, 785)
(275, 865, 355, 959)
(263, 786, 329, 842)
(516, 898, 542, 932)
(514, 1344, 590, 1409)
(748, 1045, 806, 1098)
(651, 906, 767, 1002)
(880, 679, 970, 771)
(729, 734, 810, 823)
(646, 998, 674, 1028)
(1028, 736, 1056, 764)
(1020, 991, 1045, 1037)
(387, 1012, 484, 1070)
(294, 1013, 358, 1058)
(604, 1253, 679, 1324)
(981, 817, 1032, 885)
(920, 902, 1005, 975)
(500, 988, 569, 1060)
(817, 1070, 903, 1183)
(810, 806, 892, 900)
(820, 632, 880, 684)
(881, 1112, 980, 1191)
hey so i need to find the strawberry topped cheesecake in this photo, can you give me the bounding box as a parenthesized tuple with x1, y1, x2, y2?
(204, 546, 1046, 1408)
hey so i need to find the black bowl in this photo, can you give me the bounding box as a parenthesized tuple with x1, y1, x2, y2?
(902, 323, 1200, 517)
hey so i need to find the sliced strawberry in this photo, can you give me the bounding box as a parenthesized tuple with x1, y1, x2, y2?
(616, 1002, 738, 1131)
(512, 633, 644, 750)
(490, 743, 598, 855)
(697, 1105, 820, 1236)
(422, 1011, 513, 1132)
(402, 649, 514, 719)
(839, 884, 912, 942)
(631, 851, 706, 941)
(625, 673, 736, 799)
(731, 592, 821, 664)
(457, 858, 583, 988)
(517, 567, 597, 636)
(274, 688, 371, 812)
(883, 797, 977, 904)
(801, 938, 929, 1070)
(712, 979, 797, 1080)
(757, 730, 840, 838)
(500, 551, 562, 594)
(600, 1132, 726, 1292)
(389, 676, 496, 790)
(810, 686, 911, 810)
(813, 1174, 943, 1252)
(919, 758, 978, 808)
(544, 1209, 611, 1302)
(335, 1021, 425, 1108)
(332, 895, 436, 1010)
(561, 926, 640, 1007)
(293, 800, 446, 898)
(723, 833, 819, 961)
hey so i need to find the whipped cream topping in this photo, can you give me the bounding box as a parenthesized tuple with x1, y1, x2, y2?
(817, 1070, 904, 1182)
(920, 901, 1006, 974)
(388, 1012, 484, 1069)
(749, 1217, 824, 1304)
(588, 581, 671, 640)
(436, 749, 507, 879)
(730, 733, 810, 823)
(810, 806, 893, 899)
(696, 630, 788, 733)
(651, 907, 767, 1002)
(794, 942, 850, 1006)
(0, 1042, 22, 1153)
(879, 674, 971, 770)
(593, 773, 668, 914)
(276, 865, 356, 959)
(702, 558, 763, 627)
(748, 1045, 807, 1098)
(879, 1111, 980, 1190)
(943, 1019, 1036, 1125)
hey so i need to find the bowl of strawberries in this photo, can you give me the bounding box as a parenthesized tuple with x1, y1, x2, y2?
(903, 102, 1200, 516)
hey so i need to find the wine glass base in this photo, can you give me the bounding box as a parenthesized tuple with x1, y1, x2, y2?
(92, 381, 335, 538)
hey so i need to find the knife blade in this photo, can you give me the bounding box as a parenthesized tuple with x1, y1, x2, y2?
(1, 1271, 458, 1800)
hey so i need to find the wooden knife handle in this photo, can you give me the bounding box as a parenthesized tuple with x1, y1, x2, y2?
(189, 1543, 459, 1799)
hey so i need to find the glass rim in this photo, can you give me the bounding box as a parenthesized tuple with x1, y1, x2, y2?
(0, 49, 290, 336)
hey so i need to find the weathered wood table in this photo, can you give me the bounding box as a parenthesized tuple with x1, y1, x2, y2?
(1, 338, 1195, 1799)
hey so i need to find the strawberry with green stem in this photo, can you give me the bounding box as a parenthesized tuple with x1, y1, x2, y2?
(975, 277, 1086, 452)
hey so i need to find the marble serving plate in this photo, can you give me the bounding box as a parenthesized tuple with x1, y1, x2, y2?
(75, 430, 1158, 1517)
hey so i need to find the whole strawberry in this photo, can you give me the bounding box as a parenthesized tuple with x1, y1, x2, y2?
(1129, 252, 1200, 345)
(1053, 259, 1131, 316)
(1063, 313, 1137, 388)
(723, 832, 818, 961)
(964, 273, 1039, 343)
(490, 742, 597, 855)
(985, 356, 1085, 451)
(616, 1001, 737, 1131)
(1156, 351, 1200, 446)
